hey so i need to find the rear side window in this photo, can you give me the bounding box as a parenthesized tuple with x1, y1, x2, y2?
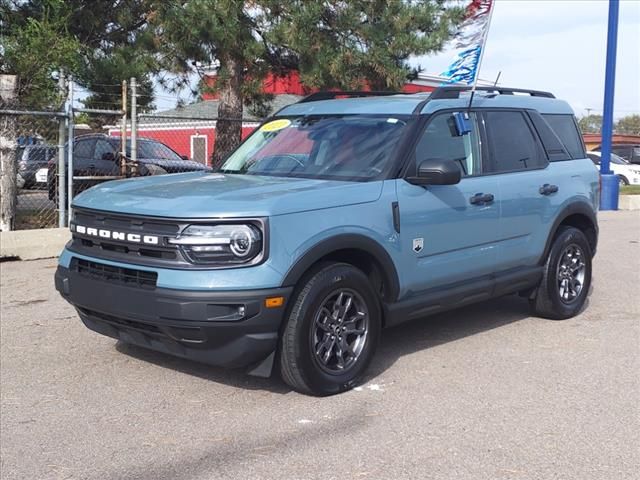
(483, 111, 547, 173)
(542, 114, 585, 159)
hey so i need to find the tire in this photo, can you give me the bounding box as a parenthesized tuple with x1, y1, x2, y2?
(618, 175, 629, 187)
(530, 226, 592, 320)
(279, 262, 381, 396)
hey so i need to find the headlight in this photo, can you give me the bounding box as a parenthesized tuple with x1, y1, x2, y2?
(169, 223, 263, 265)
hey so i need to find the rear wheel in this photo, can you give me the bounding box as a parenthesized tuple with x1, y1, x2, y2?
(618, 175, 629, 187)
(279, 263, 381, 396)
(530, 226, 592, 320)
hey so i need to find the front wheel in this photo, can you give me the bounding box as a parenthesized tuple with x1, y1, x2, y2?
(279, 263, 381, 396)
(530, 226, 592, 320)
(618, 175, 629, 187)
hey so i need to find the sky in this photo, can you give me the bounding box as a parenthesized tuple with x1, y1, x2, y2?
(148, 0, 640, 118)
(411, 0, 640, 119)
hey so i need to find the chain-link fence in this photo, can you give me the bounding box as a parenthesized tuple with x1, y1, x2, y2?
(1, 111, 66, 230)
(1, 76, 286, 231)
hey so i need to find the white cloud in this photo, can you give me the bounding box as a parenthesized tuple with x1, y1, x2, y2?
(412, 0, 640, 119)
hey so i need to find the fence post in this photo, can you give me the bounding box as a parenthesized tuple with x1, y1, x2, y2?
(120, 80, 127, 176)
(0, 75, 18, 231)
(66, 79, 74, 224)
(130, 77, 137, 176)
(57, 74, 67, 228)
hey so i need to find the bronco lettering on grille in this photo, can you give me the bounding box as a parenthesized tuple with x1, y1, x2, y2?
(72, 224, 160, 245)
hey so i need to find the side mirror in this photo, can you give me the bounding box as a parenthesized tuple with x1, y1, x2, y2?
(408, 159, 461, 186)
(102, 152, 116, 161)
(181, 155, 189, 160)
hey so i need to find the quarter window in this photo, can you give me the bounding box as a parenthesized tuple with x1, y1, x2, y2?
(542, 114, 585, 159)
(484, 111, 546, 173)
(414, 112, 481, 177)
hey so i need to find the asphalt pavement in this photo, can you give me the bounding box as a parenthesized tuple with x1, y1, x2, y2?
(1, 211, 638, 480)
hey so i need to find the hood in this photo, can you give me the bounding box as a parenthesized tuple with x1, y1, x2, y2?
(72, 172, 383, 218)
(137, 157, 210, 172)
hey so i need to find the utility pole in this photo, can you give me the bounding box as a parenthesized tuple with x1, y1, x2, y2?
(599, 0, 620, 210)
(66, 78, 74, 222)
(130, 77, 137, 176)
(57, 73, 67, 227)
(120, 80, 127, 176)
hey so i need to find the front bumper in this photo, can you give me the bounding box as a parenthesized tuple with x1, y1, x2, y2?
(55, 265, 292, 372)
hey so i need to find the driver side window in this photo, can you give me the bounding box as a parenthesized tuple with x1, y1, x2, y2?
(414, 112, 481, 177)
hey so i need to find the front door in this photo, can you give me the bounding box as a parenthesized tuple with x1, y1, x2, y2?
(395, 111, 500, 298)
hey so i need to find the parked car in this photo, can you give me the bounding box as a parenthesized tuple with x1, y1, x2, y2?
(587, 151, 640, 186)
(17, 144, 56, 189)
(593, 144, 640, 164)
(48, 134, 211, 200)
(55, 87, 599, 396)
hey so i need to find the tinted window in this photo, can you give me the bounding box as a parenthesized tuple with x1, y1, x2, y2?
(542, 114, 585, 159)
(74, 138, 95, 157)
(484, 111, 546, 173)
(414, 112, 481, 177)
(94, 140, 116, 160)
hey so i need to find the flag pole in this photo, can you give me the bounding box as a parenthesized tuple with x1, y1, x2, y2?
(467, 0, 495, 110)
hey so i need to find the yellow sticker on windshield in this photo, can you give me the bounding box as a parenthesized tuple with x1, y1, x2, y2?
(260, 119, 291, 132)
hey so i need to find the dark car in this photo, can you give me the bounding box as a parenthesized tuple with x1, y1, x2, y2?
(17, 144, 56, 189)
(48, 134, 210, 200)
(593, 144, 640, 164)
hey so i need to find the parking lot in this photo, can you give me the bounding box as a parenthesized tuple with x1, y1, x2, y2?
(1, 211, 638, 480)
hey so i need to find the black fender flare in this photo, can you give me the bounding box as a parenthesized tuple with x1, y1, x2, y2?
(539, 201, 598, 264)
(281, 233, 400, 302)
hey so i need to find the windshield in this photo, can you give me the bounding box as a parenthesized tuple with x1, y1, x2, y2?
(220, 115, 408, 180)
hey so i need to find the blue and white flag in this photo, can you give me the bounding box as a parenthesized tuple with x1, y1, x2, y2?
(441, 0, 494, 85)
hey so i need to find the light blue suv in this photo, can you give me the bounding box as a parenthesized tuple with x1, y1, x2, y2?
(55, 86, 599, 396)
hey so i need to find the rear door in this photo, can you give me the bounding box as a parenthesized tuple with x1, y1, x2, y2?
(481, 110, 563, 272)
(395, 111, 500, 296)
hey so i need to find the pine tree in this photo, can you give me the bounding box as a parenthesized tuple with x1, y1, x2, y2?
(150, 0, 464, 167)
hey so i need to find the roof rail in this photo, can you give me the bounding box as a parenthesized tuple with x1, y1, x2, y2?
(430, 86, 555, 100)
(298, 91, 402, 103)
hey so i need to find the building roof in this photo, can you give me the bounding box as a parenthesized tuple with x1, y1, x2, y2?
(139, 94, 303, 124)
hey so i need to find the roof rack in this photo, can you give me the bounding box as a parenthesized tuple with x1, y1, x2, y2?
(298, 91, 402, 103)
(430, 86, 555, 100)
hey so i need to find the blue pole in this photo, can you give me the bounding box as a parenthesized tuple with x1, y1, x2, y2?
(599, 0, 620, 210)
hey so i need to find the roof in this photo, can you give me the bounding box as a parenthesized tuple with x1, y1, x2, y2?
(278, 89, 575, 117)
(139, 94, 303, 124)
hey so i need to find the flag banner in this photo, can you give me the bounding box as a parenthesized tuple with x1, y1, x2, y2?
(441, 0, 494, 85)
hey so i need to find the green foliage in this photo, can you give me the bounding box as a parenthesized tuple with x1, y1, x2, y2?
(615, 114, 640, 136)
(1, 0, 155, 111)
(1, 0, 81, 109)
(578, 114, 603, 134)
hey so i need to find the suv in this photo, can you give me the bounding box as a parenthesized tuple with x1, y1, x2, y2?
(55, 87, 599, 396)
(17, 144, 56, 189)
(47, 134, 210, 200)
(593, 144, 640, 164)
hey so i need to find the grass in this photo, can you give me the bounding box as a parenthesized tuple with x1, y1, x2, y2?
(620, 185, 640, 195)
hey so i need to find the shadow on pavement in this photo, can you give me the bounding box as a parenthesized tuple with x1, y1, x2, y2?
(116, 293, 539, 395)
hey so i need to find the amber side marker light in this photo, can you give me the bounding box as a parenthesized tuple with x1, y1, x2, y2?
(265, 296, 285, 308)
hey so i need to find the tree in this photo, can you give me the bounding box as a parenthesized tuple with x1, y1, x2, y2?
(1, 0, 155, 112)
(578, 114, 603, 134)
(150, 0, 464, 167)
(615, 114, 640, 135)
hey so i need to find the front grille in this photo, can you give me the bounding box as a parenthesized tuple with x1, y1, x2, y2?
(72, 258, 157, 289)
(69, 208, 190, 268)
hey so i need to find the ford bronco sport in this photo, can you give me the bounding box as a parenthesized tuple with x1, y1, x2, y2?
(55, 86, 599, 396)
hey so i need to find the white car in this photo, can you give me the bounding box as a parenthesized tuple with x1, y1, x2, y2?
(587, 151, 640, 186)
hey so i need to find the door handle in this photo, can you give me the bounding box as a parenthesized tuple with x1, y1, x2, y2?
(469, 193, 495, 205)
(539, 184, 559, 195)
